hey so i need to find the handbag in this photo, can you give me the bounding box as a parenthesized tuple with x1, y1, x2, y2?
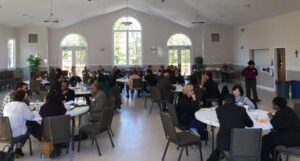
(0, 145, 14, 161)
(40, 119, 54, 155)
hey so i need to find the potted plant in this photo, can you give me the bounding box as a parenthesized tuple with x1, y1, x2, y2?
(192, 56, 205, 72)
(26, 54, 42, 79)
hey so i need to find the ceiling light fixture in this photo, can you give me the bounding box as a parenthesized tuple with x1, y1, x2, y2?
(44, 0, 60, 23)
(121, 0, 132, 26)
(191, 0, 205, 25)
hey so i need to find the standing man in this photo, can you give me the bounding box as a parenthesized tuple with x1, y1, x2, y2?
(242, 60, 261, 102)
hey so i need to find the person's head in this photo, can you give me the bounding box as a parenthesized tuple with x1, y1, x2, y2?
(223, 94, 235, 105)
(272, 97, 287, 111)
(164, 72, 170, 79)
(203, 71, 213, 79)
(92, 71, 97, 77)
(46, 90, 63, 103)
(160, 65, 164, 70)
(146, 69, 153, 75)
(90, 82, 100, 95)
(175, 69, 181, 76)
(248, 60, 255, 68)
(232, 85, 244, 97)
(13, 90, 26, 102)
(14, 82, 27, 92)
(62, 80, 70, 91)
(182, 84, 194, 97)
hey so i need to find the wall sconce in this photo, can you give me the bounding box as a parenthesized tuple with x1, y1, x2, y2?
(150, 46, 157, 54)
(43, 59, 48, 64)
(99, 48, 105, 54)
(295, 50, 299, 58)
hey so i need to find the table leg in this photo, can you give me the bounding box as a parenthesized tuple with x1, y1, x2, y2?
(211, 126, 216, 151)
(71, 117, 75, 151)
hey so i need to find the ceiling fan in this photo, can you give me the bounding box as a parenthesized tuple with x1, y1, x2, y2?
(121, 0, 132, 26)
(44, 0, 60, 23)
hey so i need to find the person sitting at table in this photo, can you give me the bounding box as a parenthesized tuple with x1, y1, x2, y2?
(126, 69, 141, 98)
(202, 71, 221, 106)
(98, 73, 110, 96)
(170, 69, 185, 85)
(3, 90, 41, 158)
(158, 72, 176, 106)
(207, 94, 253, 161)
(176, 84, 207, 139)
(89, 82, 107, 122)
(112, 68, 124, 93)
(69, 69, 82, 87)
(144, 69, 157, 87)
(39, 90, 67, 159)
(232, 84, 255, 109)
(261, 97, 300, 161)
(89, 71, 98, 85)
(61, 80, 75, 102)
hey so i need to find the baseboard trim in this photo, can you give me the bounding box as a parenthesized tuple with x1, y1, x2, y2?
(257, 85, 275, 92)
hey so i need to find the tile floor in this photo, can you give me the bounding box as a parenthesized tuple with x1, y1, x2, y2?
(1, 85, 300, 161)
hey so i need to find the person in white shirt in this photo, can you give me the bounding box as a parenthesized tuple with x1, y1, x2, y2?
(3, 90, 40, 158)
(232, 84, 256, 109)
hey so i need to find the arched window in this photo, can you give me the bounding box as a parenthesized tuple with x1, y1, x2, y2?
(60, 34, 87, 76)
(167, 34, 192, 75)
(113, 17, 142, 65)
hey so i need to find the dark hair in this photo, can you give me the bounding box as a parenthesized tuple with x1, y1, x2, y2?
(146, 69, 153, 75)
(224, 94, 235, 104)
(248, 60, 255, 65)
(204, 71, 213, 79)
(272, 97, 287, 108)
(189, 74, 198, 85)
(232, 84, 244, 96)
(46, 90, 63, 103)
(14, 82, 26, 91)
(13, 90, 26, 102)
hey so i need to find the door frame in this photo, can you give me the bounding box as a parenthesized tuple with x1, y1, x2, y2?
(167, 45, 192, 75)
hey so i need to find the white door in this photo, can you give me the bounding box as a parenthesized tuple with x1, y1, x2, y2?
(168, 47, 192, 76)
(62, 47, 87, 76)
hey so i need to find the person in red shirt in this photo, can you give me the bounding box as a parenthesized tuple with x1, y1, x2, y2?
(242, 60, 261, 102)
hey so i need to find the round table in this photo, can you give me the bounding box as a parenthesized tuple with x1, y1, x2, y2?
(70, 86, 91, 97)
(172, 84, 183, 93)
(195, 107, 273, 150)
(23, 80, 50, 86)
(116, 77, 129, 83)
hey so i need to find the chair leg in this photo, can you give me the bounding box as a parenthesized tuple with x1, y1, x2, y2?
(77, 133, 82, 152)
(199, 144, 203, 161)
(162, 141, 170, 161)
(94, 137, 102, 156)
(92, 138, 95, 145)
(107, 130, 115, 148)
(177, 147, 184, 161)
(149, 102, 154, 114)
(144, 97, 147, 109)
(28, 137, 33, 156)
(286, 154, 289, 161)
(109, 127, 115, 137)
(185, 147, 189, 156)
(277, 152, 281, 161)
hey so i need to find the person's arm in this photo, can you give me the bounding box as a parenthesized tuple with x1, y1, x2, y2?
(243, 96, 255, 109)
(254, 68, 258, 76)
(22, 103, 35, 121)
(270, 111, 287, 131)
(243, 108, 254, 127)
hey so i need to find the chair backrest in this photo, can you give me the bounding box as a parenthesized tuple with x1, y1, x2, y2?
(100, 107, 115, 129)
(150, 86, 163, 103)
(43, 115, 71, 144)
(0, 117, 13, 143)
(160, 112, 177, 142)
(294, 103, 300, 120)
(30, 80, 41, 92)
(229, 128, 262, 161)
(132, 78, 143, 89)
(166, 103, 180, 127)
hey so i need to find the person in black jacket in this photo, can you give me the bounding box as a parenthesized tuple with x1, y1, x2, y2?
(202, 71, 221, 106)
(144, 69, 157, 87)
(158, 72, 176, 104)
(261, 97, 300, 161)
(207, 94, 253, 161)
(176, 84, 207, 139)
(171, 69, 185, 85)
(61, 80, 75, 102)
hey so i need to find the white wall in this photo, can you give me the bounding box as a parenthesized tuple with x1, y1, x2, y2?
(48, 9, 231, 67)
(0, 25, 16, 69)
(16, 25, 49, 68)
(202, 24, 234, 64)
(233, 11, 300, 81)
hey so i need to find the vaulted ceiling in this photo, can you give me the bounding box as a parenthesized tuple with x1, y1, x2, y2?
(0, 0, 300, 28)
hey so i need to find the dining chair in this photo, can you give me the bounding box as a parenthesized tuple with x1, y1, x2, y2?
(275, 146, 300, 161)
(0, 116, 33, 156)
(149, 86, 164, 114)
(78, 107, 115, 157)
(293, 103, 300, 119)
(222, 128, 262, 161)
(160, 112, 203, 161)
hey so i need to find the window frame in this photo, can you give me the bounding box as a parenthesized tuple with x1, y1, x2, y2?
(7, 38, 16, 69)
(113, 17, 143, 66)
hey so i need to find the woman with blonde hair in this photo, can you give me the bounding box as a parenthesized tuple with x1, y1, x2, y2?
(176, 84, 207, 139)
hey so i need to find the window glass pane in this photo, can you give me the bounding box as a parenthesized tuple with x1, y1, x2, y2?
(62, 50, 72, 73)
(114, 31, 127, 65)
(8, 39, 16, 68)
(114, 17, 142, 31)
(128, 32, 142, 65)
(181, 49, 191, 76)
(167, 34, 192, 46)
(168, 49, 178, 66)
(75, 50, 86, 76)
(61, 34, 87, 47)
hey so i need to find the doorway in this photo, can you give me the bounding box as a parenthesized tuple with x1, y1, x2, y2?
(62, 47, 87, 77)
(168, 47, 191, 76)
(276, 48, 286, 81)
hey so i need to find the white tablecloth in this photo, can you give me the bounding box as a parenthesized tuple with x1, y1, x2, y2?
(172, 84, 183, 93)
(195, 107, 273, 130)
(116, 77, 146, 83)
(23, 80, 50, 86)
(70, 86, 91, 96)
